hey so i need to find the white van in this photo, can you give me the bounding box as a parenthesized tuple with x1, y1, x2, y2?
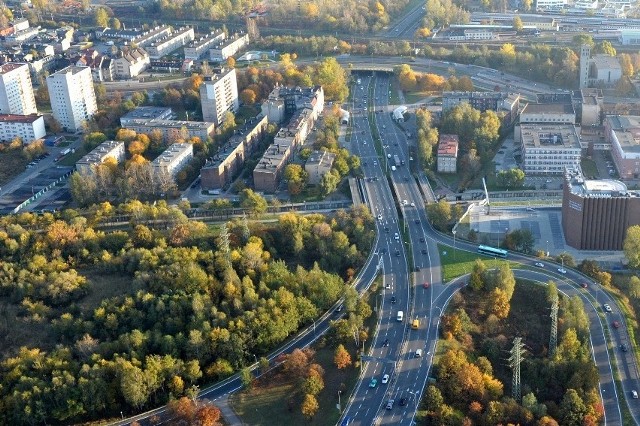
(415, 349, 423, 358)
(397, 311, 403, 322)
(391, 165, 396, 171)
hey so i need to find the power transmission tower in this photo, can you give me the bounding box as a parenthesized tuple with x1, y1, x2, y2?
(241, 213, 250, 244)
(219, 223, 231, 270)
(245, 16, 259, 40)
(549, 296, 559, 357)
(508, 337, 526, 402)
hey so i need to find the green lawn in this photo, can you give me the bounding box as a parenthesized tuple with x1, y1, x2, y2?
(437, 244, 519, 282)
(581, 158, 598, 178)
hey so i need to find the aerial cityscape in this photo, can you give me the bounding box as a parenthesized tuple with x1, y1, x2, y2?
(1, 0, 640, 424)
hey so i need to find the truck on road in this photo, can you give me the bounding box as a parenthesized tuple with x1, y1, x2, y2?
(393, 155, 401, 167)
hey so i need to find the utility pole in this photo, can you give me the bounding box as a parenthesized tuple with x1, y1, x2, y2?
(549, 296, 559, 357)
(508, 337, 526, 402)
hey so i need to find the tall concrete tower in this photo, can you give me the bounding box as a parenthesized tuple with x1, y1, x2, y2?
(579, 44, 591, 89)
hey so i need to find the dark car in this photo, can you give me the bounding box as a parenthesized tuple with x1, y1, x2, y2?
(415, 219, 420, 224)
(395, 250, 400, 257)
(390, 296, 396, 304)
(621, 343, 629, 352)
(399, 397, 407, 406)
(421, 249, 427, 254)
(419, 237, 425, 243)
(383, 338, 389, 347)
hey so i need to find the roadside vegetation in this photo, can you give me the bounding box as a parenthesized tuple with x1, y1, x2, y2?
(420, 262, 601, 425)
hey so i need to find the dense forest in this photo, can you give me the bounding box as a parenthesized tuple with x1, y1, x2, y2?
(0, 205, 374, 424)
(424, 260, 601, 425)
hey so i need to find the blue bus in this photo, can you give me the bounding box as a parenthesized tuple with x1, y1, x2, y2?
(478, 245, 508, 258)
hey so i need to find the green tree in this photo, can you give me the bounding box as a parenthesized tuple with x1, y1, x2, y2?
(83, 132, 107, 151)
(240, 367, 253, 388)
(320, 170, 340, 196)
(427, 199, 452, 231)
(594, 40, 616, 56)
(629, 276, 640, 299)
(496, 168, 525, 188)
(623, 225, 640, 268)
(284, 164, 308, 195)
(559, 389, 588, 426)
(303, 369, 324, 395)
(512, 16, 523, 31)
(424, 385, 444, 412)
(469, 259, 487, 291)
(313, 57, 348, 102)
(572, 34, 594, 47)
(240, 189, 267, 216)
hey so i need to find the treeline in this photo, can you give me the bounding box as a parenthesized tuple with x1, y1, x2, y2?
(0, 206, 374, 424)
(424, 260, 601, 425)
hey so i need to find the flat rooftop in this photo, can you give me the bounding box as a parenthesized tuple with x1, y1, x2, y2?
(121, 106, 173, 121)
(522, 103, 575, 115)
(0, 62, 26, 74)
(521, 124, 581, 149)
(566, 168, 639, 198)
(0, 113, 41, 123)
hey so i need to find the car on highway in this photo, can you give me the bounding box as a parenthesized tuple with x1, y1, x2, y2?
(386, 400, 394, 410)
(399, 397, 407, 406)
(373, 160, 377, 165)
(383, 338, 389, 347)
(557, 268, 567, 274)
(410, 202, 415, 207)
(394, 232, 399, 240)
(604, 304, 612, 312)
(581, 282, 588, 288)
(534, 262, 544, 268)
(390, 296, 396, 304)
(369, 378, 377, 388)
(381, 374, 389, 384)
(377, 214, 382, 221)
(421, 249, 427, 254)
(419, 237, 425, 243)
(633, 390, 638, 399)
(423, 282, 430, 289)
(395, 250, 400, 257)
(613, 321, 620, 328)
(621, 343, 629, 352)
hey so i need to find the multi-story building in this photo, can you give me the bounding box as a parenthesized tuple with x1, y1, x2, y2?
(305, 150, 336, 185)
(201, 114, 268, 190)
(184, 30, 226, 60)
(519, 102, 576, 125)
(130, 25, 172, 48)
(75, 140, 126, 174)
(253, 138, 295, 192)
(261, 85, 324, 124)
(562, 167, 640, 250)
(580, 46, 623, 88)
(47, 65, 97, 132)
(5, 27, 38, 44)
(209, 32, 250, 62)
(535, 0, 567, 10)
(112, 47, 150, 79)
(436, 134, 459, 173)
(120, 106, 214, 142)
(120, 106, 174, 123)
(146, 27, 194, 59)
(0, 113, 45, 144)
(200, 68, 239, 126)
(152, 143, 194, 178)
(0, 63, 37, 115)
(520, 124, 581, 174)
(442, 91, 514, 114)
(604, 115, 640, 179)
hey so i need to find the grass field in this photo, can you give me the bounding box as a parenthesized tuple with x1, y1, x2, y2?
(437, 244, 519, 282)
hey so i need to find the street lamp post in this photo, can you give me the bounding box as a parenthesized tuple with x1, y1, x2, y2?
(452, 230, 457, 260)
(546, 240, 549, 257)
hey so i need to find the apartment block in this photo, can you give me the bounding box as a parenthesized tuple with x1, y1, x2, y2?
(146, 27, 195, 59)
(120, 106, 214, 142)
(209, 32, 250, 62)
(442, 91, 513, 113)
(200, 68, 239, 126)
(112, 47, 150, 79)
(305, 150, 336, 185)
(0, 62, 37, 115)
(520, 124, 581, 174)
(604, 115, 640, 179)
(436, 134, 459, 173)
(201, 114, 268, 190)
(75, 140, 125, 174)
(184, 30, 226, 60)
(261, 85, 324, 124)
(0, 113, 45, 144)
(47, 65, 97, 132)
(152, 143, 194, 178)
(130, 25, 172, 48)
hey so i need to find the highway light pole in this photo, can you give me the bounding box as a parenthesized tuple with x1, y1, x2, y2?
(452, 229, 456, 260)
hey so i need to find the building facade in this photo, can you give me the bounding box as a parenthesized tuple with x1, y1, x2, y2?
(75, 140, 125, 174)
(209, 33, 250, 62)
(146, 27, 195, 59)
(562, 167, 640, 250)
(436, 134, 459, 173)
(520, 124, 581, 174)
(152, 143, 194, 178)
(0, 113, 45, 144)
(0, 62, 37, 115)
(112, 48, 150, 79)
(120, 106, 215, 141)
(130, 25, 172, 48)
(305, 150, 336, 185)
(200, 68, 239, 126)
(184, 30, 226, 60)
(201, 114, 268, 190)
(47, 65, 97, 132)
(442, 91, 511, 113)
(604, 115, 640, 179)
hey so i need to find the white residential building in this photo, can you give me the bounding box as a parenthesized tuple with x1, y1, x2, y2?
(112, 48, 150, 79)
(152, 143, 194, 177)
(146, 27, 195, 59)
(520, 124, 582, 174)
(130, 25, 172, 48)
(200, 68, 239, 126)
(47, 65, 97, 132)
(0, 113, 45, 144)
(184, 30, 226, 60)
(75, 140, 126, 174)
(209, 33, 250, 62)
(0, 63, 37, 115)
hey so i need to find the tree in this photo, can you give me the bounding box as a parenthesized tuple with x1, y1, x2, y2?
(301, 393, 319, 418)
(320, 170, 340, 196)
(496, 168, 525, 188)
(83, 132, 107, 151)
(572, 34, 594, 48)
(629, 276, 640, 299)
(240, 367, 253, 388)
(469, 259, 487, 291)
(427, 199, 452, 231)
(489, 288, 510, 319)
(110, 17, 121, 29)
(334, 344, 352, 369)
(303, 369, 324, 395)
(240, 189, 267, 216)
(559, 389, 588, 426)
(594, 41, 616, 56)
(313, 57, 348, 102)
(284, 164, 308, 195)
(239, 88, 256, 105)
(94, 7, 110, 27)
(623, 225, 640, 268)
(424, 385, 444, 412)
(512, 16, 523, 31)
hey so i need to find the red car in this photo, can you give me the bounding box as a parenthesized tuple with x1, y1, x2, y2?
(423, 282, 430, 289)
(581, 282, 588, 288)
(613, 321, 621, 328)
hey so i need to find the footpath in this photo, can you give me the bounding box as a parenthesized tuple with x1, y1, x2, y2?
(216, 394, 243, 426)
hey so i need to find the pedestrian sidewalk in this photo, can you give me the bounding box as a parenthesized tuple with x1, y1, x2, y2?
(216, 394, 243, 426)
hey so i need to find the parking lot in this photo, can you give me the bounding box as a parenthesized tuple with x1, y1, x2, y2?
(0, 167, 74, 214)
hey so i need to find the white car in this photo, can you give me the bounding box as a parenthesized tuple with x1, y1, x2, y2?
(604, 304, 612, 312)
(381, 374, 389, 384)
(377, 214, 383, 221)
(557, 268, 567, 274)
(410, 202, 415, 207)
(534, 262, 544, 268)
(633, 390, 638, 399)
